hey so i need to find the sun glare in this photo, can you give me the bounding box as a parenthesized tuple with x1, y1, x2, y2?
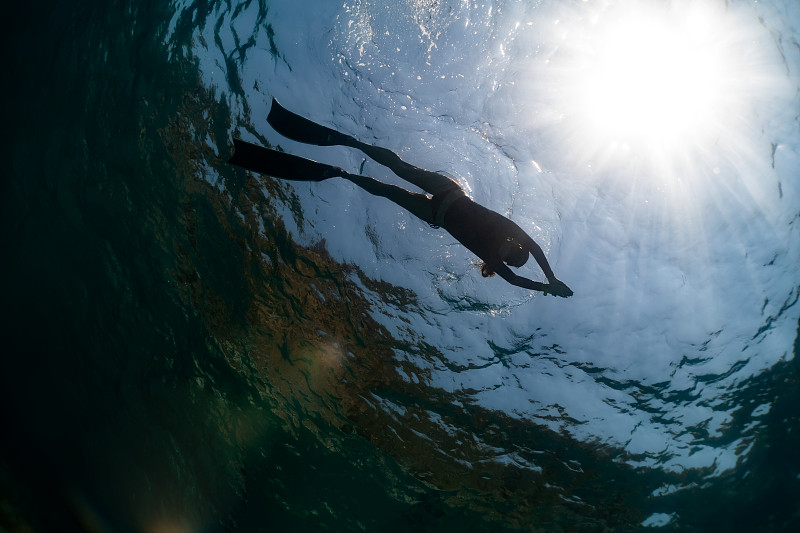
(579, 10, 724, 146)
(548, 0, 763, 173)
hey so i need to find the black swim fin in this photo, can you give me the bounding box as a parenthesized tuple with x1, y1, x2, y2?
(228, 139, 341, 181)
(267, 98, 351, 146)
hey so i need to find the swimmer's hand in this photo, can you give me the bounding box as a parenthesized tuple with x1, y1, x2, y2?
(544, 278, 573, 298)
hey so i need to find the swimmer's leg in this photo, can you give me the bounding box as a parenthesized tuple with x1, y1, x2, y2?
(267, 98, 459, 195)
(341, 172, 435, 225)
(342, 139, 458, 196)
(228, 138, 435, 222)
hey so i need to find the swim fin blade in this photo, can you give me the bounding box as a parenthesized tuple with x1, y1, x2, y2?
(267, 98, 349, 146)
(228, 139, 339, 181)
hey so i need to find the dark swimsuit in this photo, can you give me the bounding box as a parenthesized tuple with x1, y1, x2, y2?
(430, 185, 466, 228)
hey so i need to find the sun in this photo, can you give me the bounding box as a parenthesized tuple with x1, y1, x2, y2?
(543, 0, 762, 175)
(577, 8, 726, 149)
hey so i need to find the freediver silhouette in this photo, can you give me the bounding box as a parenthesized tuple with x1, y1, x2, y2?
(229, 99, 573, 297)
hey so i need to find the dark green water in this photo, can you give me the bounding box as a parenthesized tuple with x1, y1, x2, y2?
(3, 1, 799, 532)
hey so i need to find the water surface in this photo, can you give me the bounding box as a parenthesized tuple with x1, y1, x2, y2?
(3, 0, 799, 531)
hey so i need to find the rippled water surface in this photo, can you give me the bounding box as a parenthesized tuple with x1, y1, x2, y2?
(3, 0, 799, 531)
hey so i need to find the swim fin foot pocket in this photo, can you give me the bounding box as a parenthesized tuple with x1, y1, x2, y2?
(228, 139, 338, 181)
(267, 98, 352, 146)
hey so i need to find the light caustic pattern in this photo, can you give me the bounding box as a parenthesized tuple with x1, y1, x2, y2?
(173, 0, 799, 487)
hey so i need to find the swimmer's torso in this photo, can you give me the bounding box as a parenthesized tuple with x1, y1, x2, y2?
(441, 196, 527, 268)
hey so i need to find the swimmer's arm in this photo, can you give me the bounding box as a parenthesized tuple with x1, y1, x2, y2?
(495, 264, 548, 291)
(497, 265, 573, 296)
(522, 235, 556, 282)
(522, 236, 574, 296)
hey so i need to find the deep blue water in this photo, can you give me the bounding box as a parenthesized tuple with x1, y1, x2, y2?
(3, 1, 799, 532)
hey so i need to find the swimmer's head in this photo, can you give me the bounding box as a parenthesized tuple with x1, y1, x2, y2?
(500, 238, 528, 268)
